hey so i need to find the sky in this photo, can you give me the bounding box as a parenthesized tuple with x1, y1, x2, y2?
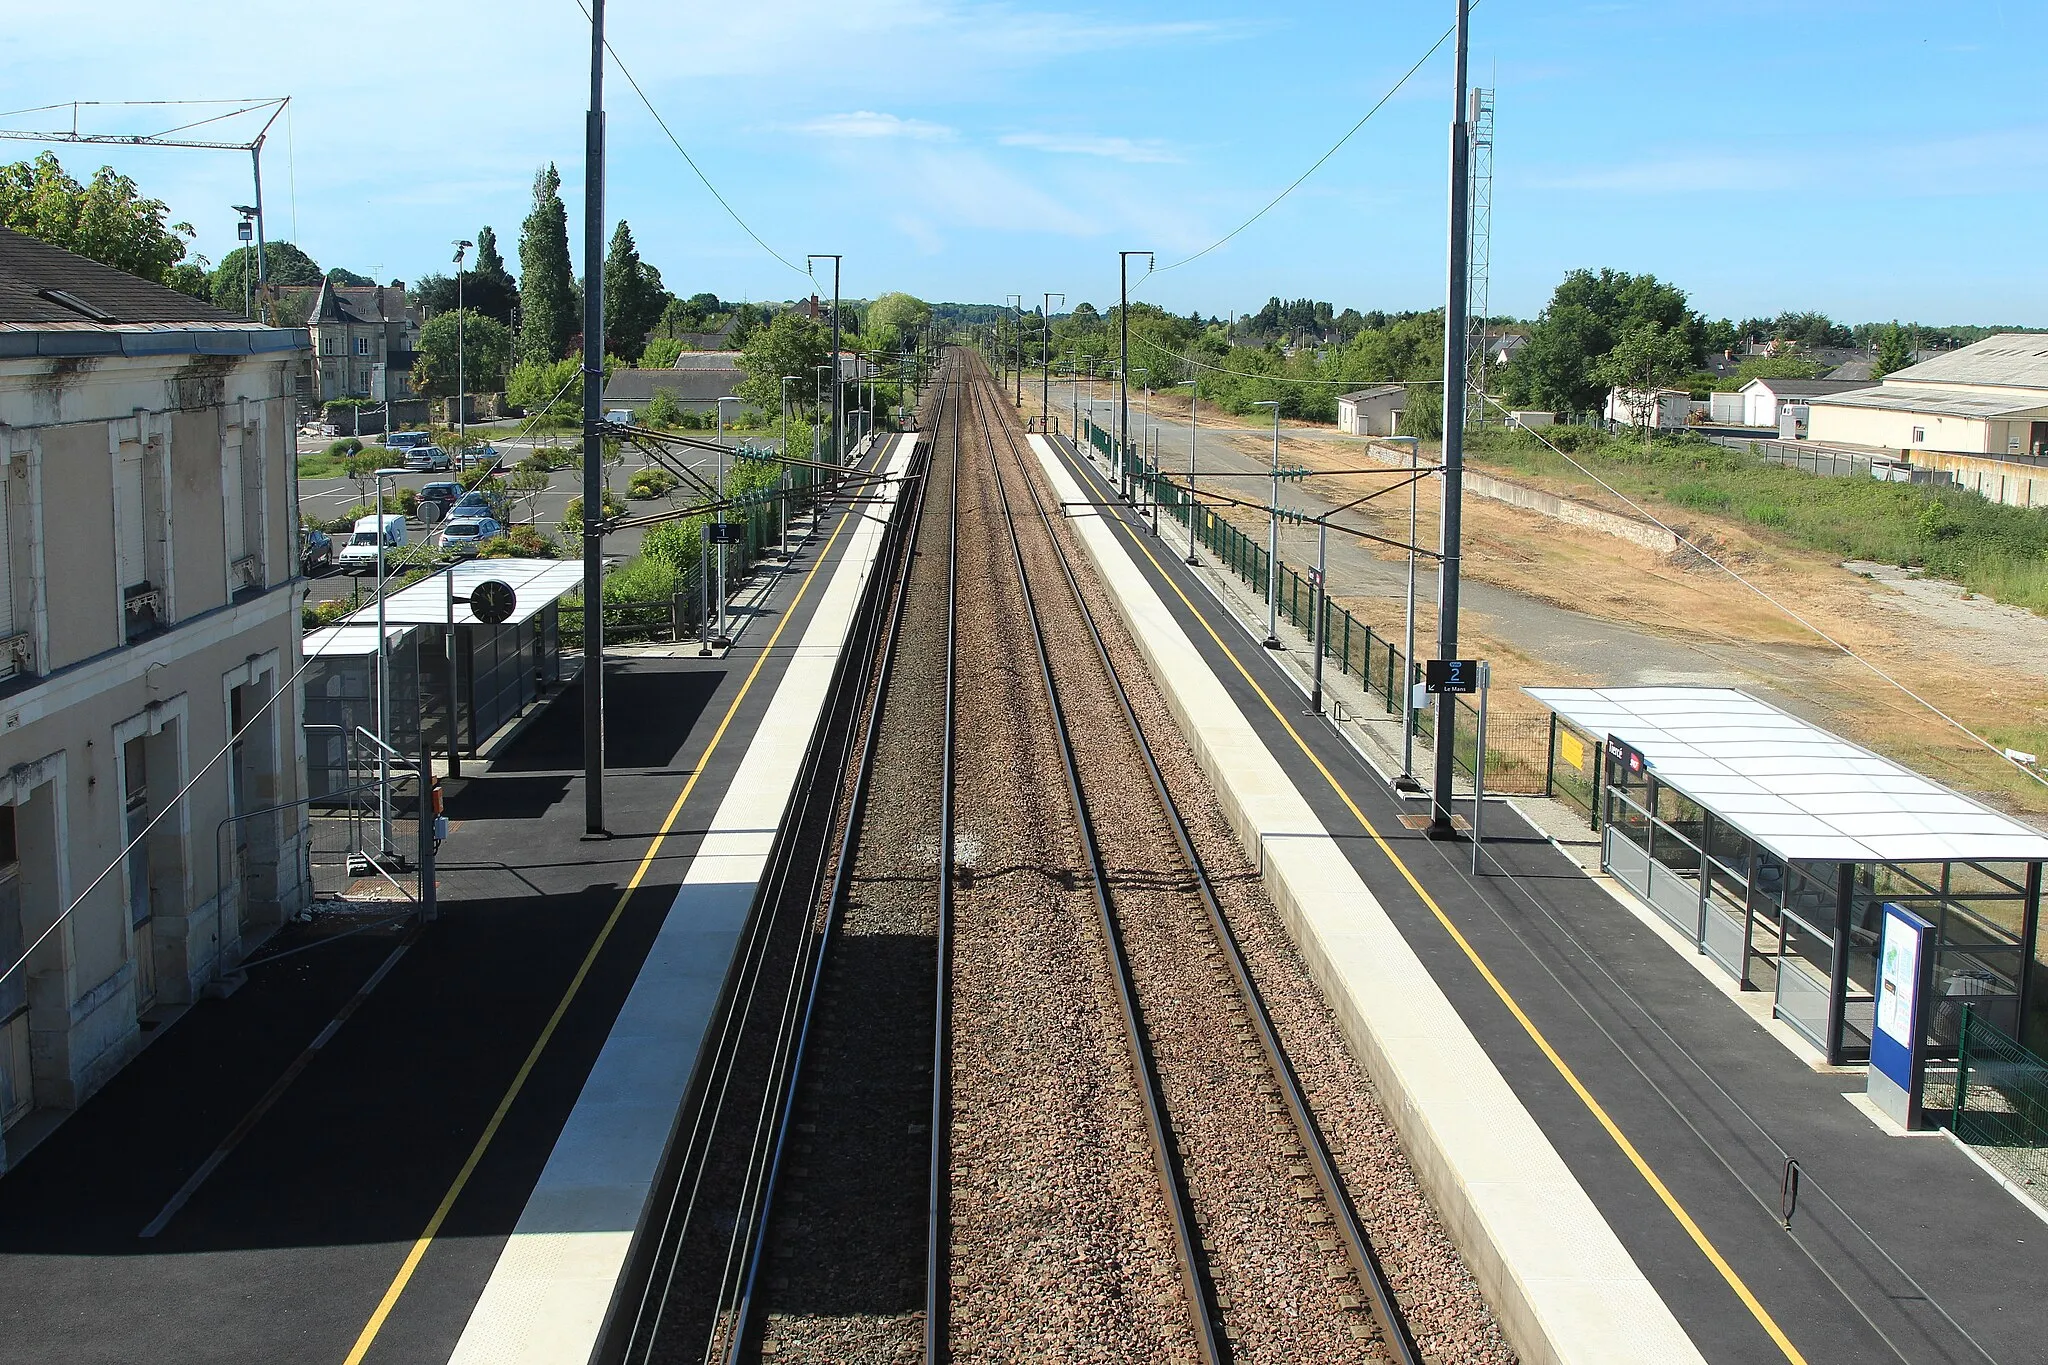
(4, 0, 2045, 328)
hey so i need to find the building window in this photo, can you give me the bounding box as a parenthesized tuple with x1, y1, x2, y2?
(354, 336, 370, 357)
(1911, 426, 1926, 445)
(320, 336, 337, 356)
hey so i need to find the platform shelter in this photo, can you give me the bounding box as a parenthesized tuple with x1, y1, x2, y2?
(1530, 686, 2048, 1064)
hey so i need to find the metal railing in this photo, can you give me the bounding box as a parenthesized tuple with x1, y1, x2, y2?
(1083, 418, 1553, 791)
(1947, 1006, 2048, 1195)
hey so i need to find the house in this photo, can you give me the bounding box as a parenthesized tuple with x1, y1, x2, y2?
(1604, 387, 1691, 429)
(1807, 334, 2048, 461)
(1738, 378, 1866, 431)
(1336, 384, 1408, 437)
(0, 227, 312, 1161)
(306, 280, 419, 403)
(670, 317, 738, 351)
(602, 363, 748, 418)
(1487, 333, 1527, 370)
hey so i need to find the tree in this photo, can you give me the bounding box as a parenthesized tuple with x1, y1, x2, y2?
(326, 266, 374, 286)
(517, 163, 576, 364)
(1591, 321, 1694, 427)
(737, 309, 829, 413)
(640, 336, 685, 368)
(412, 309, 513, 398)
(730, 301, 765, 349)
(867, 292, 932, 347)
(504, 466, 552, 525)
(209, 240, 322, 313)
(1873, 322, 1916, 381)
(1502, 268, 1702, 414)
(343, 453, 384, 506)
(164, 261, 211, 300)
(507, 357, 586, 419)
(0, 151, 196, 283)
(603, 220, 667, 362)
(641, 388, 683, 428)
(466, 225, 518, 324)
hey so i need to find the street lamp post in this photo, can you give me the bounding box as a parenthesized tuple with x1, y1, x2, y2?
(232, 208, 256, 318)
(373, 466, 406, 853)
(780, 375, 799, 557)
(1252, 399, 1282, 648)
(1186, 382, 1200, 565)
(1041, 292, 1064, 431)
(1118, 250, 1153, 499)
(714, 395, 739, 647)
(808, 255, 842, 464)
(453, 239, 472, 440)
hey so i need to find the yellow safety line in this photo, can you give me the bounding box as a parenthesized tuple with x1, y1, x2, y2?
(342, 491, 866, 1365)
(1058, 442, 1809, 1365)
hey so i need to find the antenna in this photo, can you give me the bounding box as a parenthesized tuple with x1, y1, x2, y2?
(1466, 86, 1494, 422)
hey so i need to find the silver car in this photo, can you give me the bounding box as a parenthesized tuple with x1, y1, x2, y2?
(438, 515, 504, 557)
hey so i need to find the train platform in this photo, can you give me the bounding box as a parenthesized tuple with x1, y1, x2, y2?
(1031, 433, 2048, 1365)
(0, 436, 915, 1365)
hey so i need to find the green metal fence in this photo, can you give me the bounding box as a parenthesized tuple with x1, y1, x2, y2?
(1080, 418, 1552, 790)
(1951, 1005, 2048, 1159)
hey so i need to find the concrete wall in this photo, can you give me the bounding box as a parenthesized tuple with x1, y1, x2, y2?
(0, 343, 308, 1157)
(1363, 441, 1679, 554)
(1909, 450, 2048, 509)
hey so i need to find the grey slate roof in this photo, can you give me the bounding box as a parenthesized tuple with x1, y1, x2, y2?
(602, 366, 747, 407)
(0, 225, 244, 324)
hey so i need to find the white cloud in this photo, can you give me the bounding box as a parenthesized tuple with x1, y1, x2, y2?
(1000, 132, 1181, 164)
(785, 111, 956, 141)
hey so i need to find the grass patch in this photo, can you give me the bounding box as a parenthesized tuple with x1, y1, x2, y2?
(297, 451, 347, 479)
(1468, 426, 2048, 615)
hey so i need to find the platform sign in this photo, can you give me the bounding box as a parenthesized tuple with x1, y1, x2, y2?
(1425, 659, 1478, 694)
(1606, 734, 1648, 779)
(708, 521, 742, 544)
(1868, 903, 1935, 1130)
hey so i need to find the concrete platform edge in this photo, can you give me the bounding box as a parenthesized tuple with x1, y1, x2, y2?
(1028, 436, 1705, 1365)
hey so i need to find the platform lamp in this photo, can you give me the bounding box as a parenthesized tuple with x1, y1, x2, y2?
(779, 375, 799, 557)
(1251, 400, 1282, 648)
(452, 239, 472, 440)
(232, 206, 258, 318)
(373, 466, 408, 854)
(714, 395, 740, 647)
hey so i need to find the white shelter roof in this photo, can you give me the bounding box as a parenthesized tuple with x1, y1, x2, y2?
(1525, 685, 2048, 866)
(302, 623, 414, 659)
(340, 558, 583, 629)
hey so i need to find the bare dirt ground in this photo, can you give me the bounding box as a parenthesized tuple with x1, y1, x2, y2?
(1040, 382, 2048, 820)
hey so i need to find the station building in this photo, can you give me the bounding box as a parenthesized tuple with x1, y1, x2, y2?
(1533, 686, 2048, 1065)
(0, 228, 312, 1161)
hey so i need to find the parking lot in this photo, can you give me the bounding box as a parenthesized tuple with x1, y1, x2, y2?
(295, 420, 786, 605)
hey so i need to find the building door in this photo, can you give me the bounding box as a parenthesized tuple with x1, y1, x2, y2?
(0, 805, 30, 1130)
(123, 737, 157, 1013)
(2031, 421, 2047, 459)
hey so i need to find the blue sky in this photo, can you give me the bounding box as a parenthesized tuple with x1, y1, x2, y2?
(5, 0, 2044, 327)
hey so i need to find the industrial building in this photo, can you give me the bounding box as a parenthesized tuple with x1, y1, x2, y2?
(1807, 333, 2048, 461)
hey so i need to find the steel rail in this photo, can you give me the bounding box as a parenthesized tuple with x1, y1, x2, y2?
(927, 357, 961, 1364)
(994, 396, 1429, 1365)
(708, 378, 951, 1365)
(967, 364, 1230, 1365)
(601, 431, 924, 1365)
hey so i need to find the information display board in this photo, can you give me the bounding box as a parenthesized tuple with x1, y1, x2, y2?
(1867, 903, 1935, 1129)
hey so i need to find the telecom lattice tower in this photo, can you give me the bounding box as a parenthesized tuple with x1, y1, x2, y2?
(1465, 87, 1495, 425)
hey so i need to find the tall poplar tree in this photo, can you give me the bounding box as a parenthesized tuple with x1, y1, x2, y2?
(516, 164, 575, 364)
(464, 224, 519, 325)
(603, 220, 661, 363)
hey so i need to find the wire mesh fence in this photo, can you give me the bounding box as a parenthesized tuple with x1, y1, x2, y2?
(1087, 418, 1552, 792)
(1942, 1005, 2048, 1201)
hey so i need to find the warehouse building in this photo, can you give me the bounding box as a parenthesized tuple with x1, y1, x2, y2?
(1807, 334, 2048, 462)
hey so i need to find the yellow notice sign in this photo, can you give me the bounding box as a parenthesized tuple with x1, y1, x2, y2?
(1559, 728, 1585, 772)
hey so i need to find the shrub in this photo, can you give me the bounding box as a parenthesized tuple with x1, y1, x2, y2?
(641, 388, 683, 428)
(324, 437, 364, 458)
(628, 468, 678, 499)
(560, 489, 626, 531)
(602, 552, 679, 603)
(481, 524, 559, 559)
(641, 517, 703, 572)
(302, 597, 355, 630)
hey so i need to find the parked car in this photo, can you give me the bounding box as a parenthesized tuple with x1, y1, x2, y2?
(450, 488, 509, 520)
(336, 514, 409, 574)
(457, 442, 499, 469)
(404, 445, 452, 472)
(438, 515, 505, 557)
(300, 527, 334, 574)
(416, 481, 463, 523)
(385, 431, 433, 451)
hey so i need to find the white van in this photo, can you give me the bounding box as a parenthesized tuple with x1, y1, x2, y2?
(337, 514, 409, 574)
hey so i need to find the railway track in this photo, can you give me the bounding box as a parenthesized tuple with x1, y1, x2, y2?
(610, 351, 1458, 1365)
